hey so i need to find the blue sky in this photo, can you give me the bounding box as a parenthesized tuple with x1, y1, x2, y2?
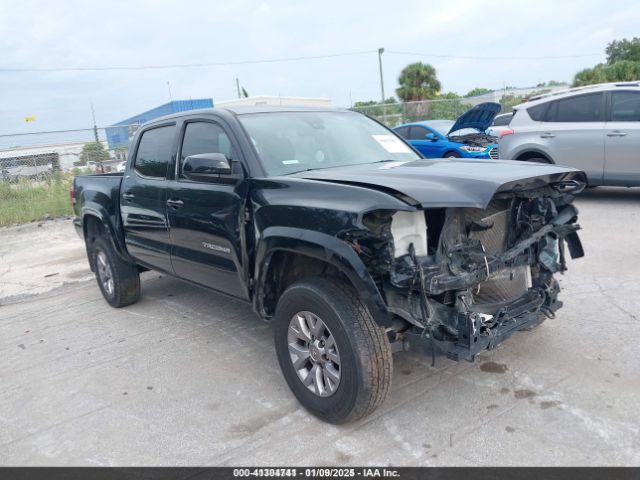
(1, 0, 639, 135)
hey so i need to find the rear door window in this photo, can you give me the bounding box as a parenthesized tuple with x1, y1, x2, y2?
(527, 104, 547, 121)
(134, 125, 175, 178)
(492, 113, 513, 126)
(610, 91, 640, 121)
(545, 93, 604, 122)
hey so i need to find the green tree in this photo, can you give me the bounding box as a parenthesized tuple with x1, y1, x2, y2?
(465, 87, 491, 97)
(79, 142, 110, 165)
(396, 62, 441, 102)
(352, 98, 402, 125)
(572, 37, 640, 87)
(535, 80, 567, 88)
(573, 60, 640, 87)
(606, 37, 640, 64)
(353, 97, 398, 109)
(499, 94, 526, 113)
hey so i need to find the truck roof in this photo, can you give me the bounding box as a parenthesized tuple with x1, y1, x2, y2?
(142, 105, 345, 128)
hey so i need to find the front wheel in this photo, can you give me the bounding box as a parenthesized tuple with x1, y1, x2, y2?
(91, 236, 141, 308)
(445, 151, 461, 159)
(273, 278, 393, 424)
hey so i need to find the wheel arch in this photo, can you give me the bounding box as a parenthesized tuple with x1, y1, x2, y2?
(514, 149, 554, 164)
(254, 227, 390, 327)
(81, 207, 132, 267)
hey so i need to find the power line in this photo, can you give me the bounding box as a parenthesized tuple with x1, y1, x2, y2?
(0, 125, 138, 138)
(387, 50, 603, 61)
(0, 50, 377, 73)
(0, 48, 605, 73)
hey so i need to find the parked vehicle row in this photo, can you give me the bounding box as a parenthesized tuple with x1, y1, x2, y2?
(393, 103, 500, 160)
(486, 112, 513, 138)
(73, 105, 585, 424)
(391, 81, 640, 188)
(499, 82, 640, 187)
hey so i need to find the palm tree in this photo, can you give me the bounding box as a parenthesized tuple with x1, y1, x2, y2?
(396, 62, 441, 102)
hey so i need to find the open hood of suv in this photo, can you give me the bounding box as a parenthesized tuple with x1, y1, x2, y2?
(448, 102, 501, 135)
(294, 159, 585, 209)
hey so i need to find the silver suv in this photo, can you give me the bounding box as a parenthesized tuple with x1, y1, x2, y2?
(499, 82, 640, 186)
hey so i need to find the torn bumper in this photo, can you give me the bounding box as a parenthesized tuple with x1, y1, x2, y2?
(402, 288, 558, 361)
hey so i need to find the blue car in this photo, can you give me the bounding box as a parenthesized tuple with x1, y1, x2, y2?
(394, 102, 500, 159)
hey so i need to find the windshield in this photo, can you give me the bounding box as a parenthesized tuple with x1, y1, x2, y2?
(426, 120, 455, 136)
(238, 111, 420, 176)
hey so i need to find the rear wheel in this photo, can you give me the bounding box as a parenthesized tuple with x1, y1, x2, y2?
(274, 278, 392, 424)
(91, 236, 140, 308)
(445, 151, 461, 158)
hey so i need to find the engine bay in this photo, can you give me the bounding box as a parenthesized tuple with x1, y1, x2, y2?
(343, 180, 585, 361)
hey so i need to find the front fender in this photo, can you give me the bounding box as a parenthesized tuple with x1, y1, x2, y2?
(254, 226, 391, 327)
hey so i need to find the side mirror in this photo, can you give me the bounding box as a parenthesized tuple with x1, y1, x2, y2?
(424, 133, 438, 142)
(182, 153, 232, 182)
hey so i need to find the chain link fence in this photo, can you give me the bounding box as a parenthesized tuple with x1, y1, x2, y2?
(0, 125, 138, 184)
(0, 125, 140, 225)
(0, 102, 496, 225)
(1, 99, 502, 184)
(351, 98, 476, 127)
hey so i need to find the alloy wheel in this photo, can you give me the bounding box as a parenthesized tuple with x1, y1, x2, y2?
(96, 250, 114, 296)
(287, 311, 341, 397)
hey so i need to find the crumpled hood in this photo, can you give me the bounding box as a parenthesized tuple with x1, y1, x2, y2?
(293, 159, 586, 209)
(449, 102, 501, 134)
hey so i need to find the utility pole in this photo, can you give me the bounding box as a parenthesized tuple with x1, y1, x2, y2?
(90, 103, 99, 143)
(236, 78, 241, 99)
(378, 48, 387, 124)
(90, 103, 102, 170)
(377, 48, 385, 103)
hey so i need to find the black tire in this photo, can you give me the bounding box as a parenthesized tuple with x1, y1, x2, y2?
(91, 236, 141, 308)
(273, 278, 392, 424)
(445, 151, 461, 158)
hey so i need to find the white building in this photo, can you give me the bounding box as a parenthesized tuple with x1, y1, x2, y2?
(463, 85, 569, 106)
(215, 95, 331, 108)
(0, 141, 109, 171)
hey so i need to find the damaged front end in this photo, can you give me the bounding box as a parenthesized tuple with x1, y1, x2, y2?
(342, 179, 585, 362)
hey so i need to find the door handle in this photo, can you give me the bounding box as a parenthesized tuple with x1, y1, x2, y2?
(166, 198, 184, 209)
(607, 131, 627, 137)
(540, 133, 555, 139)
(122, 193, 135, 201)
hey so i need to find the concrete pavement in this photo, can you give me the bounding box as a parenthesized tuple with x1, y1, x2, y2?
(1, 188, 639, 466)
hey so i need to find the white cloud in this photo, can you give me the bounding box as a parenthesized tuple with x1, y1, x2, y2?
(1, 0, 639, 133)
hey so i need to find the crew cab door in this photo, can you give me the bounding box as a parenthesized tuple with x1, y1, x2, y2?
(604, 90, 640, 185)
(166, 119, 249, 300)
(539, 92, 605, 184)
(120, 123, 176, 273)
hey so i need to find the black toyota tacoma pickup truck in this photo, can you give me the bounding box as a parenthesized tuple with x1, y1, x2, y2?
(73, 106, 585, 423)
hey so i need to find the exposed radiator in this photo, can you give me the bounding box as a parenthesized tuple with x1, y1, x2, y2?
(465, 201, 530, 304)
